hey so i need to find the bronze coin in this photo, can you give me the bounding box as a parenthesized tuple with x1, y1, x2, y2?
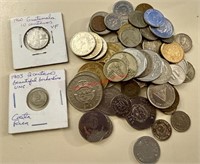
(90, 15, 107, 32)
(135, 3, 153, 13)
(111, 94, 131, 118)
(126, 96, 157, 130)
(121, 80, 140, 98)
(151, 119, 172, 141)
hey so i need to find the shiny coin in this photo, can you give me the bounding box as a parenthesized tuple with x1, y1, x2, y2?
(27, 87, 49, 111)
(174, 33, 193, 53)
(126, 96, 156, 130)
(184, 61, 195, 83)
(95, 86, 121, 116)
(67, 74, 103, 112)
(153, 59, 172, 84)
(128, 11, 148, 28)
(121, 80, 140, 98)
(147, 83, 176, 109)
(133, 136, 160, 164)
(90, 15, 107, 32)
(111, 51, 138, 80)
(81, 32, 103, 60)
(78, 62, 109, 88)
(123, 48, 147, 77)
(135, 3, 153, 13)
(168, 64, 186, 85)
(79, 111, 111, 142)
(103, 58, 128, 82)
(171, 111, 191, 132)
(70, 32, 96, 56)
(113, 0, 134, 17)
(144, 9, 165, 27)
(24, 26, 50, 50)
(142, 39, 162, 54)
(92, 37, 108, 60)
(151, 119, 172, 141)
(104, 13, 122, 31)
(140, 26, 158, 41)
(111, 94, 131, 117)
(149, 18, 174, 39)
(161, 42, 184, 63)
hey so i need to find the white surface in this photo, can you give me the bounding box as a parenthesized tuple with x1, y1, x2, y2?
(0, 0, 200, 163)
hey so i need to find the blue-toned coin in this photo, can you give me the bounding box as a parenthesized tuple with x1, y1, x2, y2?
(144, 9, 165, 27)
(149, 18, 174, 38)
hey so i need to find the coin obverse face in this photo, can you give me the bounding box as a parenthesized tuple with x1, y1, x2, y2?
(27, 87, 49, 111)
(24, 26, 50, 50)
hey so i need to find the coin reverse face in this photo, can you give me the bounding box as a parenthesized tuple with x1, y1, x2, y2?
(24, 26, 50, 50)
(27, 87, 49, 111)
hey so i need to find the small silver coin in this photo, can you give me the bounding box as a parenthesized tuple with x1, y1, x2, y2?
(24, 26, 50, 50)
(168, 64, 186, 85)
(104, 13, 122, 31)
(147, 83, 176, 109)
(27, 87, 49, 111)
(171, 111, 191, 132)
(113, 0, 134, 17)
(184, 61, 195, 83)
(133, 136, 160, 164)
(142, 39, 162, 54)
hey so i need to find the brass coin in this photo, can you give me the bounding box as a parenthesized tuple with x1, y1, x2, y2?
(27, 87, 49, 111)
(161, 42, 184, 63)
(135, 3, 153, 13)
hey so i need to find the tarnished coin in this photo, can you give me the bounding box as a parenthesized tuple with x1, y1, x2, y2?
(151, 119, 172, 141)
(147, 83, 175, 109)
(149, 18, 174, 39)
(113, 0, 134, 17)
(95, 86, 121, 116)
(123, 48, 147, 77)
(140, 27, 158, 41)
(162, 35, 174, 44)
(111, 94, 131, 117)
(103, 58, 128, 82)
(81, 32, 103, 60)
(27, 87, 49, 111)
(128, 11, 147, 28)
(24, 26, 50, 50)
(177, 59, 188, 74)
(67, 74, 103, 112)
(102, 32, 119, 43)
(153, 59, 172, 84)
(90, 15, 107, 32)
(121, 80, 140, 98)
(70, 32, 96, 56)
(142, 39, 162, 54)
(184, 61, 195, 83)
(161, 42, 184, 63)
(135, 3, 153, 13)
(79, 111, 111, 142)
(174, 33, 193, 53)
(126, 96, 157, 130)
(78, 62, 109, 88)
(171, 111, 191, 132)
(144, 9, 165, 27)
(168, 64, 186, 85)
(104, 13, 122, 31)
(111, 51, 138, 80)
(103, 115, 113, 139)
(133, 136, 160, 164)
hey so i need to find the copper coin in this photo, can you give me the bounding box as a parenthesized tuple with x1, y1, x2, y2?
(90, 15, 107, 32)
(111, 94, 131, 117)
(151, 119, 172, 141)
(126, 96, 157, 130)
(121, 80, 140, 98)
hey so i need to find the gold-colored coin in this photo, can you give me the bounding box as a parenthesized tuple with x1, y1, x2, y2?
(78, 62, 109, 88)
(161, 42, 184, 63)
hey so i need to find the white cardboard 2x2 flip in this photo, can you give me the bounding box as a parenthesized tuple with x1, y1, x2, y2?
(10, 12, 68, 69)
(8, 69, 68, 134)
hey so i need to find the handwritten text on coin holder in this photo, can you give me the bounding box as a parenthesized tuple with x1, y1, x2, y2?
(10, 12, 68, 69)
(8, 69, 68, 134)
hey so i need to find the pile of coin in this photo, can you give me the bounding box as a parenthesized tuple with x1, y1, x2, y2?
(68, 1, 195, 163)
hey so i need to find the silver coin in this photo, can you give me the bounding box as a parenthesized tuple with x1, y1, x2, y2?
(27, 87, 49, 111)
(168, 64, 186, 85)
(113, 0, 134, 17)
(110, 51, 138, 80)
(92, 37, 108, 60)
(184, 61, 195, 83)
(174, 33, 193, 53)
(123, 48, 147, 77)
(104, 13, 122, 31)
(142, 39, 162, 54)
(153, 59, 172, 84)
(147, 83, 176, 109)
(140, 26, 158, 41)
(67, 74, 103, 112)
(137, 50, 163, 82)
(103, 58, 128, 82)
(133, 136, 160, 164)
(128, 10, 147, 28)
(70, 32, 96, 57)
(24, 26, 50, 50)
(177, 59, 188, 74)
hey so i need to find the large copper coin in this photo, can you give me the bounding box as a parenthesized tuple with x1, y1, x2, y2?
(126, 96, 157, 130)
